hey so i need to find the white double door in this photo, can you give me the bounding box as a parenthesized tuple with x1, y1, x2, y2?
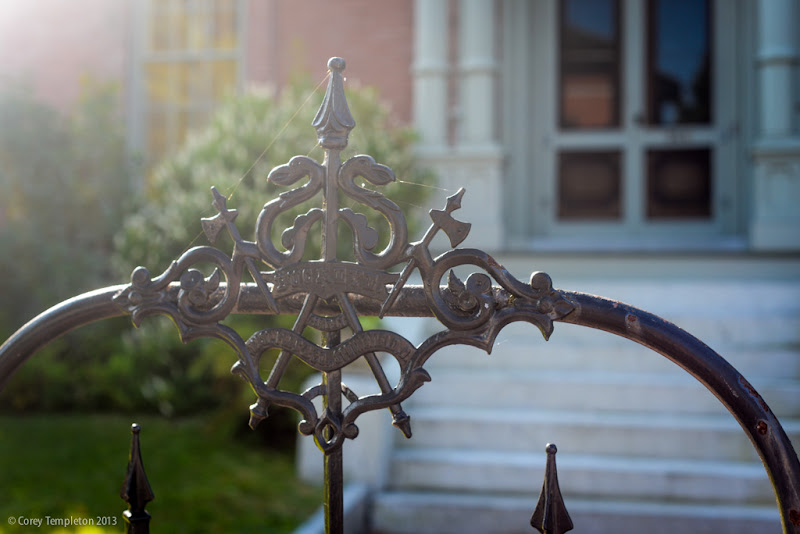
(521, 0, 741, 246)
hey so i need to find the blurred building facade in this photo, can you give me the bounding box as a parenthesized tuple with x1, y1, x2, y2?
(2, 1, 799, 532)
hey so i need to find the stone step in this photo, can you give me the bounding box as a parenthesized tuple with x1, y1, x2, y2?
(388, 448, 776, 505)
(370, 278, 799, 534)
(407, 309, 800, 349)
(620, 315, 800, 348)
(382, 278, 800, 349)
(540, 316, 798, 353)
(545, 280, 800, 318)
(421, 324, 800, 380)
(399, 406, 800, 463)
(370, 491, 782, 534)
(409, 368, 800, 417)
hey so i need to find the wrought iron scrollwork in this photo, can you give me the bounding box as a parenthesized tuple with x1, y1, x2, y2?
(113, 57, 575, 455)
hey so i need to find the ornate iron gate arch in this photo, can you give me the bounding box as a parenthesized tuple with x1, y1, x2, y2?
(1, 57, 798, 534)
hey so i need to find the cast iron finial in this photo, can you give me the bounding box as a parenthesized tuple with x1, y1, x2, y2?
(313, 57, 356, 150)
(530, 443, 573, 534)
(120, 423, 155, 534)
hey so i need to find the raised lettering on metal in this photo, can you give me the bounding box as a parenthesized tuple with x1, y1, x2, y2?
(266, 262, 398, 301)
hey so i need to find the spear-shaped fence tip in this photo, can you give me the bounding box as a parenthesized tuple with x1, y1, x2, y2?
(445, 187, 467, 212)
(392, 410, 413, 439)
(121, 423, 155, 534)
(530, 443, 573, 534)
(249, 398, 270, 429)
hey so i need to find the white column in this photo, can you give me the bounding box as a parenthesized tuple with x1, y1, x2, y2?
(750, 0, 800, 250)
(439, 0, 503, 250)
(757, 0, 797, 138)
(413, 0, 449, 151)
(458, 0, 497, 148)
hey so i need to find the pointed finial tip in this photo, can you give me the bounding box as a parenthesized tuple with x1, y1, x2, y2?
(546, 443, 557, 454)
(314, 57, 355, 149)
(248, 400, 269, 430)
(328, 57, 346, 72)
(392, 411, 413, 439)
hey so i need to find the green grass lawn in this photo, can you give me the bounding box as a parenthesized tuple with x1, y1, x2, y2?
(0, 413, 321, 533)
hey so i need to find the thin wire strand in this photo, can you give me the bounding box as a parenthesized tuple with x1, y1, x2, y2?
(306, 141, 321, 157)
(225, 73, 330, 200)
(392, 198, 427, 211)
(395, 179, 456, 193)
(178, 73, 331, 254)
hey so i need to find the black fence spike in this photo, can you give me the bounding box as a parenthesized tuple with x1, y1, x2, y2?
(531, 443, 574, 534)
(120, 423, 154, 534)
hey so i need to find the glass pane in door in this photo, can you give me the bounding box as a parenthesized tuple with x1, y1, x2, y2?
(559, 0, 621, 129)
(646, 148, 711, 219)
(558, 151, 622, 220)
(647, 0, 712, 125)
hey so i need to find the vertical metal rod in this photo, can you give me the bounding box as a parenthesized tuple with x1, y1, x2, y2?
(323, 435, 344, 534)
(322, 329, 343, 534)
(322, 149, 341, 261)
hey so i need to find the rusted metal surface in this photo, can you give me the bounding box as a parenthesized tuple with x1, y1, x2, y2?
(558, 291, 800, 533)
(0, 57, 799, 533)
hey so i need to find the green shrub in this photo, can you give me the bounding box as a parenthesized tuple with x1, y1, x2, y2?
(0, 80, 133, 334)
(114, 78, 434, 274)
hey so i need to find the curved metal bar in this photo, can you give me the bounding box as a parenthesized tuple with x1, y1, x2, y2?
(558, 291, 800, 534)
(2, 283, 798, 531)
(0, 285, 128, 391)
(0, 283, 431, 393)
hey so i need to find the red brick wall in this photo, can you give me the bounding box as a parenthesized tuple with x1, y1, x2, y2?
(246, 0, 414, 124)
(0, 0, 413, 124)
(0, 0, 129, 112)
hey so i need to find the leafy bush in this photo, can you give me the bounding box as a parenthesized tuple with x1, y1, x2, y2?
(114, 77, 434, 274)
(0, 80, 133, 334)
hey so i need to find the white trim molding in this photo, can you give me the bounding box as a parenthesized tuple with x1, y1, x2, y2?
(750, 0, 800, 251)
(413, 0, 449, 150)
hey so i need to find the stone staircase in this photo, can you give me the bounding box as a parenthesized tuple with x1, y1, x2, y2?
(370, 277, 800, 534)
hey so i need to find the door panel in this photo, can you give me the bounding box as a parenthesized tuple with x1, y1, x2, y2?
(646, 148, 711, 219)
(558, 151, 623, 220)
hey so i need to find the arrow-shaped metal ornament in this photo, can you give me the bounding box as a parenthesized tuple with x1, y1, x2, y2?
(379, 188, 470, 317)
(202, 187, 278, 313)
(201, 187, 239, 244)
